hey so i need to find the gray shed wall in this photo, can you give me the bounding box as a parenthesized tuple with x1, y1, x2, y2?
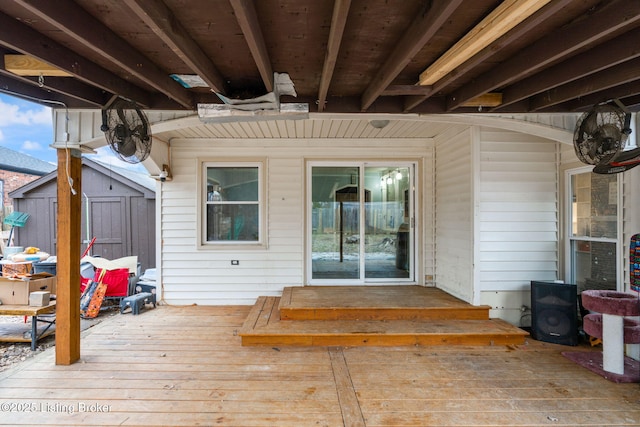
(12, 164, 156, 272)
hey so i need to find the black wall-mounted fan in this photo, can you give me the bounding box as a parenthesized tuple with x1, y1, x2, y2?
(573, 100, 632, 170)
(101, 98, 152, 164)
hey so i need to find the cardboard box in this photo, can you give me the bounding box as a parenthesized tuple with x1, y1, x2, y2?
(0, 275, 56, 305)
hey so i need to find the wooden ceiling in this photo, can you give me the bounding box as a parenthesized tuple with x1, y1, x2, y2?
(0, 0, 639, 114)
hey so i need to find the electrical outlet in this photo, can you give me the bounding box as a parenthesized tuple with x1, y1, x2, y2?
(231, 260, 239, 265)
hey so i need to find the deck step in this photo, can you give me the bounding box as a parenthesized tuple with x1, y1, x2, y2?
(279, 286, 491, 321)
(240, 296, 528, 347)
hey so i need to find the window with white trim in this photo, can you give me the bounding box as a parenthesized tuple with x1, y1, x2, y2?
(567, 168, 620, 292)
(203, 162, 262, 245)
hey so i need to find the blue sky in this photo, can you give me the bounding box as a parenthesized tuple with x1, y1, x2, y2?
(0, 93, 56, 164)
(0, 93, 142, 169)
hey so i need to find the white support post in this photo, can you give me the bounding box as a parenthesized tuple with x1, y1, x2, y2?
(602, 313, 625, 375)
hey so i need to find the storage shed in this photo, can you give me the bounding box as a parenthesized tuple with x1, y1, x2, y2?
(0, 146, 56, 241)
(9, 158, 156, 272)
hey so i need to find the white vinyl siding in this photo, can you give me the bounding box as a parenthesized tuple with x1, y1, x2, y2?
(434, 127, 474, 303)
(434, 126, 560, 320)
(423, 146, 436, 285)
(478, 129, 559, 292)
(161, 138, 430, 305)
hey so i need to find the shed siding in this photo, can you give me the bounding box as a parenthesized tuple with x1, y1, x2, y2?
(434, 128, 473, 303)
(12, 162, 156, 271)
(130, 196, 156, 274)
(13, 193, 56, 251)
(161, 138, 432, 305)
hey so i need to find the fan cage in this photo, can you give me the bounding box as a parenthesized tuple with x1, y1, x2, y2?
(103, 100, 152, 164)
(573, 103, 629, 166)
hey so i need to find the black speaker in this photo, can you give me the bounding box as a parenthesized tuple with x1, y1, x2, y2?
(530, 281, 578, 346)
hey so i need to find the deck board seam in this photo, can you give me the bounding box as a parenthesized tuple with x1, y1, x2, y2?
(329, 347, 366, 427)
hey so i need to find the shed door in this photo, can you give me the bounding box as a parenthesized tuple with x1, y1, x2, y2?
(89, 197, 128, 260)
(308, 162, 415, 283)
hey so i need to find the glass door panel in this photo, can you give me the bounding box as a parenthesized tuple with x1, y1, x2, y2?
(311, 166, 360, 280)
(364, 166, 411, 279)
(309, 163, 414, 283)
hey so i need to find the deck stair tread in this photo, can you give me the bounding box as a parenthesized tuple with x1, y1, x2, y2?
(241, 290, 528, 347)
(279, 285, 491, 321)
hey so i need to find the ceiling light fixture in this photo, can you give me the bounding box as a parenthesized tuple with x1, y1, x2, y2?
(418, 0, 550, 86)
(369, 119, 390, 129)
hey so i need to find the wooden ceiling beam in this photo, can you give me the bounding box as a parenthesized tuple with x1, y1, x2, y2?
(317, 0, 351, 112)
(230, 0, 273, 93)
(0, 74, 96, 108)
(403, 0, 573, 112)
(4, 54, 72, 77)
(0, 72, 108, 107)
(529, 57, 640, 111)
(546, 80, 640, 113)
(360, 0, 462, 112)
(0, 11, 152, 107)
(0, 49, 106, 106)
(419, 0, 550, 86)
(382, 85, 433, 96)
(446, 0, 640, 111)
(122, 0, 227, 95)
(460, 93, 502, 108)
(15, 0, 193, 109)
(292, 95, 444, 114)
(495, 27, 640, 111)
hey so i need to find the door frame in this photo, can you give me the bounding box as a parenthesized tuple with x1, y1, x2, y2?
(305, 160, 418, 285)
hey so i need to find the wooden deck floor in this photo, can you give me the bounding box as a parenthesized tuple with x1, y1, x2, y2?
(0, 305, 638, 426)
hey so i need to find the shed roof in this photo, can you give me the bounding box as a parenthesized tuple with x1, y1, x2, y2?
(88, 158, 156, 193)
(0, 145, 56, 175)
(9, 157, 156, 199)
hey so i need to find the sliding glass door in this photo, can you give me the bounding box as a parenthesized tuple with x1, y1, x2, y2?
(308, 162, 415, 283)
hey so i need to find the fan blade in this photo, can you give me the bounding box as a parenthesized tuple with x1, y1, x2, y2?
(593, 123, 623, 155)
(579, 110, 600, 137)
(117, 137, 138, 157)
(131, 124, 151, 142)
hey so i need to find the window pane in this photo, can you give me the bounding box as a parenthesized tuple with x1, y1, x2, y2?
(570, 173, 617, 238)
(207, 167, 258, 202)
(571, 240, 617, 292)
(204, 164, 261, 244)
(207, 204, 259, 242)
